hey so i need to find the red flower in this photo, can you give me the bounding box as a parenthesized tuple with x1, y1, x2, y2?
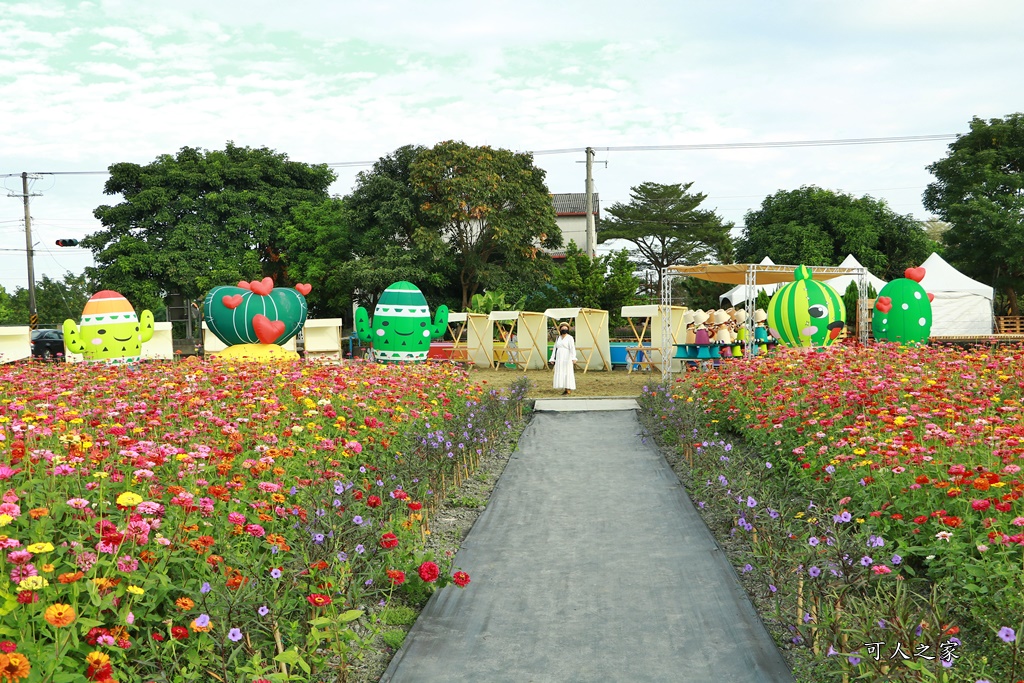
(418, 561, 440, 583)
(452, 571, 470, 587)
(0, 641, 15, 654)
(408, 501, 423, 511)
(170, 626, 189, 640)
(15, 591, 37, 604)
(386, 569, 406, 585)
(913, 516, 928, 524)
(367, 495, 382, 508)
(380, 532, 399, 549)
(971, 499, 991, 512)
(307, 593, 332, 607)
(151, 632, 165, 641)
(941, 516, 962, 528)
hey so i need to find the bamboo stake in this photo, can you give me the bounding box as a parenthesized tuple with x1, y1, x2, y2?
(796, 576, 804, 627)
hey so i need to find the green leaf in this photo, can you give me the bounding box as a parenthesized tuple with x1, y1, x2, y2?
(337, 609, 364, 623)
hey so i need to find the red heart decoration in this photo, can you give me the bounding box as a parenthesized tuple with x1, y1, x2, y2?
(905, 267, 926, 283)
(927, 292, 934, 302)
(252, 314, 285, 345)
(875, 296, 893, 313)
(222, 294, 244, 309)
(295, 283, 312, 296)
(250, 277, 274, 296)
(237, 281, 252, 290)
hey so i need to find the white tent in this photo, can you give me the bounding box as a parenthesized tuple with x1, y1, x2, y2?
(918, 252, 994, 336)
(719, 256, 777, 306)
(818, 254, 888, 296)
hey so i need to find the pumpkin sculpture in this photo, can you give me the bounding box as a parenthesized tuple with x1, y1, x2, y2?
(767, 265, 846, 348)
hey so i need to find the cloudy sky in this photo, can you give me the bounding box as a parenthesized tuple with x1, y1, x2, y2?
(2, 0, 1023, 293)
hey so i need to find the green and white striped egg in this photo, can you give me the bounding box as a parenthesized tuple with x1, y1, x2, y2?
(767, 265, 846, 348)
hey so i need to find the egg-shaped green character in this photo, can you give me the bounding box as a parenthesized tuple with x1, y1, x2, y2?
(767, 265, 846, 348)
(63, 290, 154, 364)
(355, 281, 448, 362)
(872, 270, 931, 345)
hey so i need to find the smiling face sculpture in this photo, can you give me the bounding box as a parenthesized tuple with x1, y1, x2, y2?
(767, 265, 846, 348)
(63, 290, 154, 364)
(355, 281, 448, 362)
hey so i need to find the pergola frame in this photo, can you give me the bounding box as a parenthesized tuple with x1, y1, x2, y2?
(660, 263, 869, 378)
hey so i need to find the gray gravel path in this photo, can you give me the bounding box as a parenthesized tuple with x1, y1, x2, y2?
(381, 408, 793, 683)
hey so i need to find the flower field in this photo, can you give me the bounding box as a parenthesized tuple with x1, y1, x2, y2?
(0, 359, 526, 682)
(641, 343, 1024, 682)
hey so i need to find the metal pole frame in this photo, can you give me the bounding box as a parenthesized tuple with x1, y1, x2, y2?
(857, 267, 869, 344)
(661, 268, 673, 381)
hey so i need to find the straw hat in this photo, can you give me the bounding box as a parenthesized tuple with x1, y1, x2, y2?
(683, 311, 695, 325)
(753, 309, 768, 323)
(733, 309, 748, 324)
(713, 309, 730, 325)
(692, 310, 710, 326)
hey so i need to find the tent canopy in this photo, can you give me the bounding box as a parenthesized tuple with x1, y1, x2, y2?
(819, 254, 888, 296)
(668, 262, 864, 285)
(918, 252, 994, 336)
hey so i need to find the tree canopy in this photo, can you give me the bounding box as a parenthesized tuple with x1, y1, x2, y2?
(85, 142, 335, 312)
(599, 182, 734, 296)
(0, 272, 95, 327)
(924, 114, 1024, 314)
(410, 140, 562, 308)
(736, 186, 934, 281)
(548, 243, 642, 320)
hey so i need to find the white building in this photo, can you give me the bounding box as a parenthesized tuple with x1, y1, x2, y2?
(549, 193, 599, 259)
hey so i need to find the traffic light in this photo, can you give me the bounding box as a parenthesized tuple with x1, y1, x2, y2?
(55, 239, 79, 247)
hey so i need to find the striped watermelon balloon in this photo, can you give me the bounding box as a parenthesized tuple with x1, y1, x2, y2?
(767, 265, 846, 348)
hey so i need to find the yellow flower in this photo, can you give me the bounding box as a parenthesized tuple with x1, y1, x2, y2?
(17, 576, 48, 591)
(116, 491, 143, 507)
(41, 564, 54, 573)
(127, 585, 144, 595)
(92, 472, 108, 479)
(856, 518, 865, 524)
(85, 651, 110, 669)
(26, 542, 54, 554)
(0, 515, 13, 528)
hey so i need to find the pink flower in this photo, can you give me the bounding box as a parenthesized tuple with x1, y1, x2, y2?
(0, 466, 21, 480)
(227, 512, 246, 525)
(117, 555, 139, 572)
(1011, 517, 1024, 527)
(66, 498, 90, 509)
(6, 550, 31, 565)
(244, 524, 266, 538)
(871, 565, 892, 575)
(0, 503, 21, 519)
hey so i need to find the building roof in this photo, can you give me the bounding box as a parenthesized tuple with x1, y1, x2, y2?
(551, 192, 599, 216)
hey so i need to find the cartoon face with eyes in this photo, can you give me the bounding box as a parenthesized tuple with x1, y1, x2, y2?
(63, 290, 155, 364)
(767, 266, 846, 348)
(355, 281, 448, 362)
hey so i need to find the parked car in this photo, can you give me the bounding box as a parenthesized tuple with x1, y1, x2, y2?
(31, 329, 64, 360)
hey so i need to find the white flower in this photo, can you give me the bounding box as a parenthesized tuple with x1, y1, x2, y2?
(935, 531, 953, 542)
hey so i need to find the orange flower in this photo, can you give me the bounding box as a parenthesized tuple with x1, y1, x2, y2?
(27, 508, 48, 520)
(43, 603, 75, 628)
(57, 572, 83, 584)
(0, 651, 30, 680)
(175, 597, 195, 611)
(84, 650, 110, 669)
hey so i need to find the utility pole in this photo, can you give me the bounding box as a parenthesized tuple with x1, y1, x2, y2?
(18, 173, 40, 329)
(584, 147, 596, 258)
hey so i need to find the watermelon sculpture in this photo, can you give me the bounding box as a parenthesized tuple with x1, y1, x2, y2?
(203, 278, 310, 360)
(356, 281, 448, 362)
(767, 265, 846, 348)
(872, 267, 932, 345)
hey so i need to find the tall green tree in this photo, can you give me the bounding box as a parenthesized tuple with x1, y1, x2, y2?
(549, 244, 641, 323)
(279, 198, 354, 320)
(737, 186, 934, 281)
(599, 182, 734, 297)
(85, 142, 335, 312)
(924, 114, 1024, 314)
(410, 140, 562, 308)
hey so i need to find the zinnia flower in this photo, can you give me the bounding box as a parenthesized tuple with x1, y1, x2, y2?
(386, 569, 406, 585)
(418, 561, 440, 583)
(0, 652, 30, 680)
(43, 603, 75, 628)
(116, 491, 143, 507)
(452, 571, 470, 587)
(307, 593, 332, 607)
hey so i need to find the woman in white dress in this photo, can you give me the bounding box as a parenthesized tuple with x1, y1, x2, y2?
(549, 323, 577, 395)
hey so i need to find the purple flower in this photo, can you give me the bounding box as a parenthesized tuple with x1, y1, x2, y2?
(891, 554, 902, 565)
(258, 605, 269, 616)
(270, 568, 282, 579)
(860, 556, 872, 567)
(337, 551, 348, 561)
(355, 544, 365, 554)
(997, 626, 1016, 643)
(228, 628, 243, 642)
(765, 462, 772, 469)
(808, 537, 819, 547)
(195, 614, 210, 628)
(768, 584, 777, 593)
(848, 656, 861, 665)
(868, 535, 885, 548)
(353, 516, 363, 525)
(808, 566, 821, 578)
(200, 582, 211, 593)
(826, 645, 838, 656)
(742, 564, 753, 573)
(747, 496, 757, 508)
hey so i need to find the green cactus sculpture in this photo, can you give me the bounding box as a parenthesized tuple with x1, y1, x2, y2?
(356, 281, 448, 362)
(62, 290, 154, 364)
(203, 278, 309, 347)
(872, 267, 932, 345)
